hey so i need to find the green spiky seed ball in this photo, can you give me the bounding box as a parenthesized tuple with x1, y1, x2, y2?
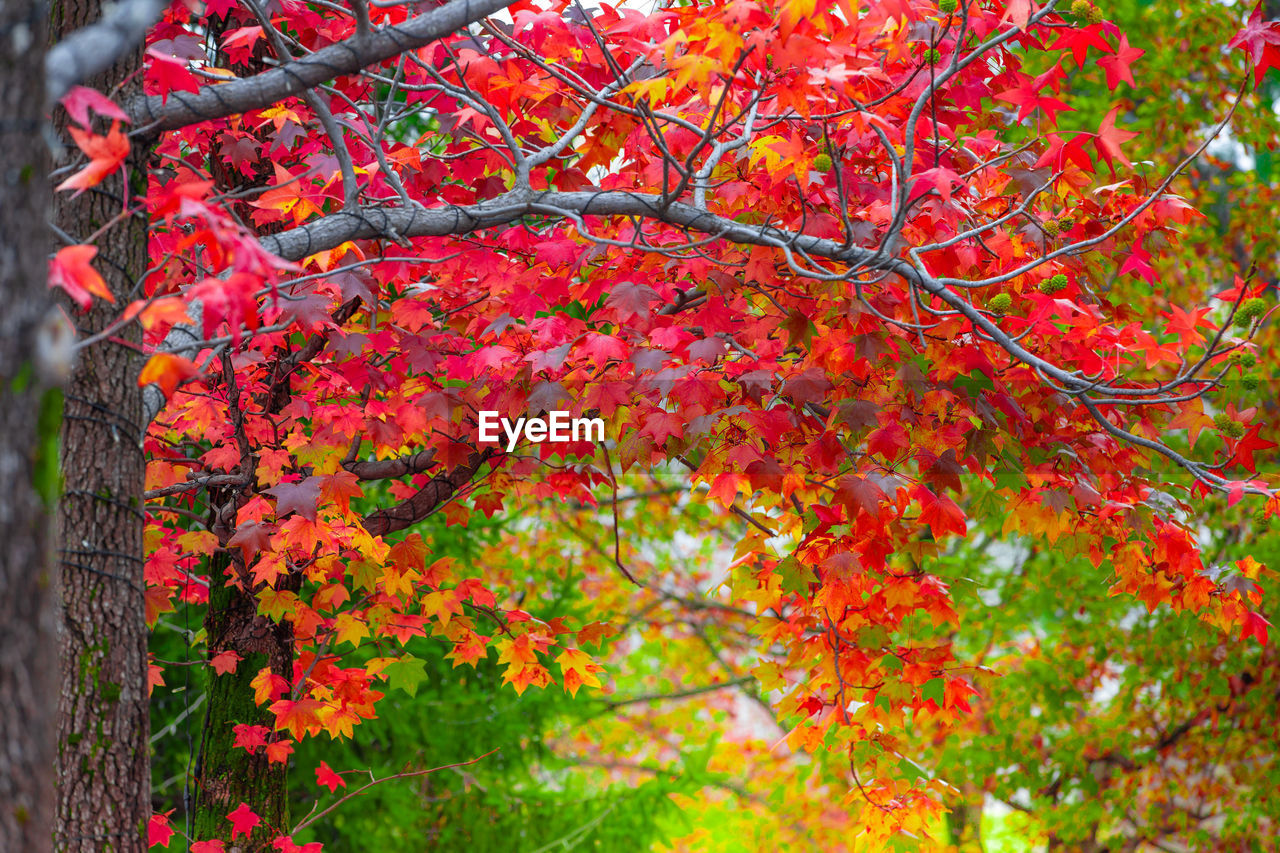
(1042, 219, 1060, 237)
(1057, 216, 1076, 231)
(1214, 415, 1246, 439)
(1242, 373, 1260, 391)
(1040, 274, 1069, 295)
(1230, 350, 1258, 368)
(923, 48, 941, 64)
(1085, 3, 1104, 24)
(813, 153, 833, 172)
(938, 0, 958, 12)
(1070, 0, 1091, 17)
(1236, 297, 1267, 325)
(988, 293, 1012, 315)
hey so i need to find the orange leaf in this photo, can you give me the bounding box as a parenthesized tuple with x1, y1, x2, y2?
(264, 738, 294, 764)
(555, 647, 604, 697)
(122, 296, 191, 331)
(49, 245, 113, 310)
(148, 661, 166, 697)
(55, 122, 129, 194)
(137, 352, 198, 398)
(269, 697, 325, 740)
(211, 650, 242, 676)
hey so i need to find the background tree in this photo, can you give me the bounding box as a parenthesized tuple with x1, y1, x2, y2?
(0, 0, 56, 846)
(914, 0, 1280, 847)
(3, 0, 166, 847)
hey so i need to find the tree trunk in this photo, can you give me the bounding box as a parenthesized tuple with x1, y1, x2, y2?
(189, 30, 296, 838)
(944, 792, 983, 852)
(0, 0, 56, 847)
(50, 0, 151, 847)
(192, 553, 292, 846)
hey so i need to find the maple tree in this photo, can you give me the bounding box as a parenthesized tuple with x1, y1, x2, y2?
(9, 0, 1280, 849)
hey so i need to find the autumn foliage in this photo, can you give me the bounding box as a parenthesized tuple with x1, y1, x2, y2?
(41, 0, 1280, 848)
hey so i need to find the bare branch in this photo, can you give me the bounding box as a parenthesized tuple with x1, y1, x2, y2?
(362, 449, 495, 537)
(125, 0, 518, 132)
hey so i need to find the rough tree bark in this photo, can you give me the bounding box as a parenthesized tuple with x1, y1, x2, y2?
(0, 0, 56, 847)
(191, 552, 293, 844)
(187, 32, 297, 839)
(50, 0, 151, 847)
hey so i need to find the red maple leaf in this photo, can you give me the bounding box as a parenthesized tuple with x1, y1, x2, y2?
(1035, 132, 1095, 172)
(318, 470, 364, 515)
(996, 84, 1074, 122)
(1050, 26, 1113, 67)
(270, 835, 325, 845)
(227, 802, 260, 840)
(835, 474, 887, 517)
(221, 26, 265, 66)
(60, 85, 128, 129)
(1229, 2, 1280, 85)
(909, 166, 965, 204)
(1163, 304, 1214, 346)
(917, 487, 967, 537)
(226, 521, 275, 562)
(1093, 107, 1138, 171)
(269, 836, 324, 853)
(1001, 0, 1032, 30)
(1241, 609, 1270, 645)
(137, 353, 198, 398)
(49, 245, 114, 310)
(995, 62, 1073, 123)
(1230, 424, 1277, 472)
(605, 280, 660, 321)
(146, 48, 202, 100)
(1097, 34, 1144, 90)
(315, 760, 347, 793)
(1118, 239, 1156, 284)
(266, 477, 322, 522)
(190, 841, 227, 853)
(233, 723, 270, 752)
(147, 812, 175, 849)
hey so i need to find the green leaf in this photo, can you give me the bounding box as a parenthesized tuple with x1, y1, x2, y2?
(776, 556, 816, 595)
(384, 656, 428, 697)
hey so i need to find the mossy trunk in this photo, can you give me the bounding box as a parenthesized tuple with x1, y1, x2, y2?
(50, 0, 151, 848)
(189, 30, 296, 847)
(192, 552, 293, 846)
(0, 0, 56, 847)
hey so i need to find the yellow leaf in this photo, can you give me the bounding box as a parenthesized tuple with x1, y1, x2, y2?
(333, 613, 370, 648)
(555, 647, 603, 697)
